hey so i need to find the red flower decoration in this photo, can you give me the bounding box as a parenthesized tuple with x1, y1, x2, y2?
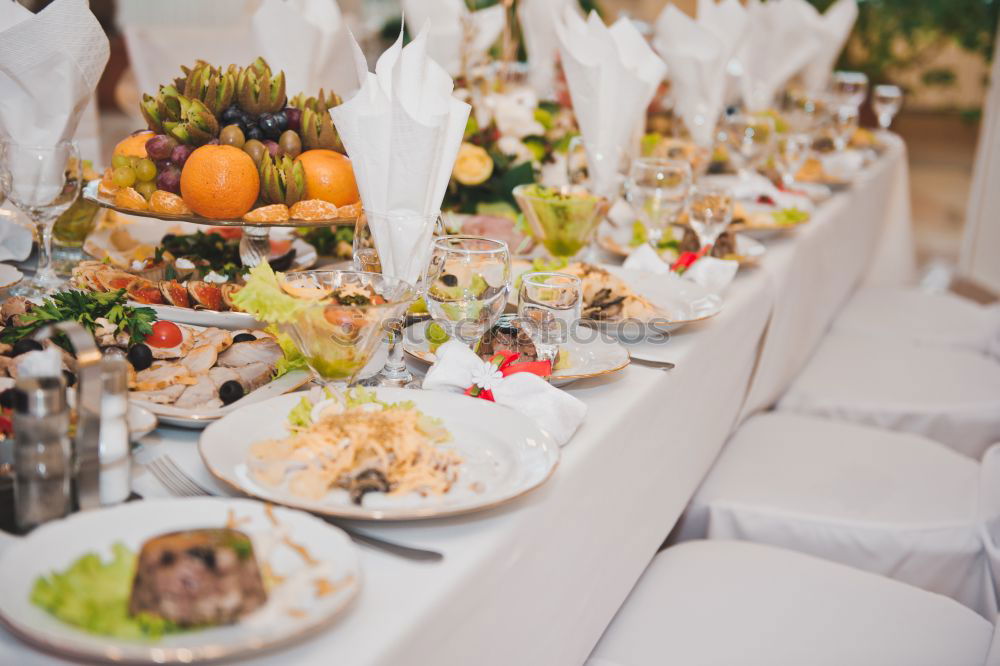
(464, 351, 553, 402)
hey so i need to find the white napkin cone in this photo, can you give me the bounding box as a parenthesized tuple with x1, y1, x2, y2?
(696, 0, 750, 106)
(330, 25, 471, 285)
(518, 0, 580, 98)
(401, 0, 505, 78)
(423, 340, 587, 447)
(0, 0, 108, 164)
(0, 209, 33, 262)
(799, 0, 859, 92)
(653, 4, 729, 148)
(738, 0, 822, 111)
(624, 244, 738, 294)
(556, 10, 667, 198)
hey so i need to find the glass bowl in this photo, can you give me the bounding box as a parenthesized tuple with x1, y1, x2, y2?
(512, 184, 610, 260)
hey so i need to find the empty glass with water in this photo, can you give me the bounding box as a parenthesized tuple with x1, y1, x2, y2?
(775, 133, 812, 188)
(687, 186, 735, 250)
(517, 272, 582, 364)
(831, 71, 869, 111)
(831, 104, 860, 151)
(723, 114, 776, 180)
(873, 84, 903, 130)
(624, 158, 692, 249)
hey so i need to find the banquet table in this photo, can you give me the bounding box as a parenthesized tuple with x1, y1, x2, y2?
(0, 137, 914, 666)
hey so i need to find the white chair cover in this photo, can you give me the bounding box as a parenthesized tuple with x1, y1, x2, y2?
(777, 332, 1000, 458)
(676, 413, 998, 616)
(587, 540, 994, 666)
(832, 286, 1000, 359)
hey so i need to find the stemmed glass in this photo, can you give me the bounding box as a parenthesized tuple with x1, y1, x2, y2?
(517, 272, 582, 365)
(723, 114, 776, 181)
(831, 71, 869, 112)
(425, 236, 511, 349)
(624, 158, 692, 250)
(687, 185, 735, 251)
(0, 141, 81, 298)
(873, 84, 903, 131)
(774, 133, 812, 188)
(831, 104, 860, 152)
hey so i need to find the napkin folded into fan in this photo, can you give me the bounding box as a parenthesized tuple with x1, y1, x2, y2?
(799, 0, 859, 92)
(518, 0, 580, 98)
(556, 10, 666, 199)
(423, 340, 587, 446)
(0, 0, 108, 162)
(738, 0, 822, 111)
(653, 4, 730, 148)
(330, 25, 470, 285)
(401, 0, 505, 79)
(121, 0, 355, 98)
(624, 244, 738, 294)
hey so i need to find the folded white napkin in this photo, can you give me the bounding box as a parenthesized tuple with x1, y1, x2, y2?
(556, 10, 667, 198)
(696, 0, 750, 105)
(401, 0, 505, 79)
(624, 243, 738, 294)
(330, 25, 471, 285)
(653, 4, 729, 148)
(799, 0, 858, 92)
(518, 0, 580, 98)
(0, 208, 34, 262)
(0, 0, 108, 148)
(423, 340, 587, 446)
(720, 172, 815, 211)
(122, 0, 355, 98)
(820, 149, 865, 182)
(738, 0, 822, 111)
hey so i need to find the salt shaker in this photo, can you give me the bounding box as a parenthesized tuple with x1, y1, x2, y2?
(98, 353, 131, 506)
(12, 375, 72, 533)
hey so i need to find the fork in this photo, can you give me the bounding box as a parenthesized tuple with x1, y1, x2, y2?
(144, 455, 443, 562)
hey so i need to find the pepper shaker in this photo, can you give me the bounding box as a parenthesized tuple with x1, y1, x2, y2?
(98, 353, 131, 506)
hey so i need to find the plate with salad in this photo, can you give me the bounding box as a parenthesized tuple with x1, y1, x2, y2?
(0, 497, 360, 663)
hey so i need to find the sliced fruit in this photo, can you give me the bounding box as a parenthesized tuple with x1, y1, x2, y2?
(259, 153, 305, 207)
(114, 187, 149, 211)
(149, 190, 193, 215)
(188, 281, 224, 311)
(337, 201, 362, 219)
(236, 58, 287, 116)
(289, 198, 339, 221)
(160, 280, 191, 308)
(244, 204, 290, 223)
(181, 61, 237, 117)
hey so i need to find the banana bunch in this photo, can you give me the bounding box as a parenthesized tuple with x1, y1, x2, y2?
(259, 153, 306, 206)
(237, 57, 287, 116)
(290, 90, 343, 151)
(178, 61, 237, 117)
(140, 86, 219, 146)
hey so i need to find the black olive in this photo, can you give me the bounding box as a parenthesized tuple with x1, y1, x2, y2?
(0, 389, 14, 409)
(11, 339, 43, 357)
(441, 273, 458, 287)
(127, 343, 153, 371)
(232, 333, 256, 344)
(62, 370, 76, 387)
(219, 380, 244, 405)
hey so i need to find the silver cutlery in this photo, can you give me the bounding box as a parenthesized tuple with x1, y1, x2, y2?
(629, 357, 676, 371)
(144, 454, 443, 562)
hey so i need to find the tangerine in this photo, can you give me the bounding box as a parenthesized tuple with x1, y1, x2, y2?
(113, 131, 154, 159)
(149, 190, 192, 215)
(244, 204, 290, 223)
(180, 145, 260, 219)
(115, 187, 148, 211)
(295, 150, 360, 207)
(290, 198, 339, 221)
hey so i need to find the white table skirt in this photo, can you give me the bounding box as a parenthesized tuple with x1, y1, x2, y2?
(0, 138, 914, 666)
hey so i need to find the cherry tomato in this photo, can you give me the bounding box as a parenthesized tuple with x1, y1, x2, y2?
(146, 320, 183, 348)
(269, 239, 292, 256)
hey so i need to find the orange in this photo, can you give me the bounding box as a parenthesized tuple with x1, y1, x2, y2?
(180, 145, 260, 219)
(149, 190, 192, 215)
(113, 130, 154, 159)
(295, 150, 360, 207)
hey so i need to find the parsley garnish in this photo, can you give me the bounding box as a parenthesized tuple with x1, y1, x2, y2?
(0, 289, 156, 347)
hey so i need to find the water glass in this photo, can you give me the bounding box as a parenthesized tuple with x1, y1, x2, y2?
(775, 133, 812, 188)
(517, 272, 582, 364)
(723, 114, 776, 180)
(831, 104, 860, 151)
(831, 71, 869, 111)
(426, 236, 511, 349)
(873, 84, 903, 130)
(687, 185, 735, 250)
(624, 158, 692, 248)
(0, 141, 81, 298)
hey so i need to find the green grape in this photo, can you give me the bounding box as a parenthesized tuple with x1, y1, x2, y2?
(111, 154, 130, 169)
(112, 166, 136, 188)
(135, 158, 156, 182)
(135, 180, 157, 200)
(128, 157, 140, 170)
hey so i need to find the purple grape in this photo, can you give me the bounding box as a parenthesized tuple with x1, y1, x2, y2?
(283, 107, 302, 133)
(145, 134, 178, 161)
(155, 159, 175, 171)
(156, 165, 182, 195)
(170, 144, 194, 168)
(263, 140, 280, 159)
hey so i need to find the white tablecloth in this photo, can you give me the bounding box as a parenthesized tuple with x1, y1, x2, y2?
(0, 138, 914, 666)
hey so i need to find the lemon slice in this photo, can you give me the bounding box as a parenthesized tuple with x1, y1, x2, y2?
(279, 276, 333, 300)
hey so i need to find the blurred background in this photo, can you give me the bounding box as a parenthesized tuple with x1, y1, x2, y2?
(12, 0, 1000, 271)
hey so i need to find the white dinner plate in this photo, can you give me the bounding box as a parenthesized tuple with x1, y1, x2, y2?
(127, 403, 158, 441)
(593, 266, 723, 334)
(0, 497, 361, 664)
(403, 319, 629, 386)
(135, 369, 313, 429)
(199, 389, 561, 520)
(597, 222, 766, 265)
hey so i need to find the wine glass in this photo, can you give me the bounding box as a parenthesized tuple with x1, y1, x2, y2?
(352, 210, 440, 388)
(687, 185, 735, 251)
(624, 158, 691, 250)
(831, 71, 869, 111)
(517, 272, 582, 365)
(0, 141, 81, 298)
(425, 236, 511, 349)
(512, 184, 610, 261)
(565, 135, 628, 199)
(831, 104, 859, 152)
(723, 114, 776, 181)
(774, 133, 812, 188)
(873, 84, 903, 131)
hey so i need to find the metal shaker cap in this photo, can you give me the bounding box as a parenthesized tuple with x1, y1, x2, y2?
(101, 354, 129, 395)
(12, 376, 67, 417)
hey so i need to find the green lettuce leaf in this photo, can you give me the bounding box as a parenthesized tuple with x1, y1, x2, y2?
(232, 262, 310, 324)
